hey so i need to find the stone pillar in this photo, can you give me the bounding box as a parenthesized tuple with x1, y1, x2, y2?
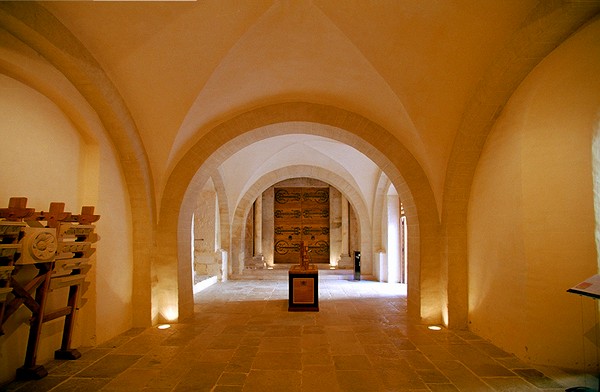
(341, 195, 349, 257)
(219, 249, 228, 282)
(378, 251, 387, 283)
(329, 187, 342, 267)
(254, 197, 262, 256)
(262, 188, 274, 267)
(194, 189, 219, 277)
(338, 196, 353, 268)
(387, 194, 400, 283)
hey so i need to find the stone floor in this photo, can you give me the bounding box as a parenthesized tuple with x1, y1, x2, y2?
(2, 280, 597, 391)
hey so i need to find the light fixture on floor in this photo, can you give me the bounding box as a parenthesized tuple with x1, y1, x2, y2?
(428, 325, 442, 331)
(157, 324, 171, 330)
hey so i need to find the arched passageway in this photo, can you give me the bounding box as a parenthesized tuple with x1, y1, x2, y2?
(156, 103, 441, 325)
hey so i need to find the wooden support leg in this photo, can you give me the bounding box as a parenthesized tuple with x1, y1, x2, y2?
(16, 263, 53, 380)
(0, 301, 7, 336)
(54, 284, 81, 360)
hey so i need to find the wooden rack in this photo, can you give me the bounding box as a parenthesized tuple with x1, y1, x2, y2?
(0, 198, 100, 380)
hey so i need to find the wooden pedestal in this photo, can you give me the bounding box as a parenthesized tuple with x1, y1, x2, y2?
(288, 265, 319, 312)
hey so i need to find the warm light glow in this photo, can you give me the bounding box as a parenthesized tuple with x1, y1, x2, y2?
(267, 266, 273, 270)
(162, 306, 178, 322)
(428, 325, 442, 331)
(157, 324, 171, 330)
(329, 266, 336, 269)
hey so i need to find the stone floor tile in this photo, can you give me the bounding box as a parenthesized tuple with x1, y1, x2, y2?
(46, 377, 111, 392)
(217, 371, 246, 386)
(355, 331, 392, 345)
(378, 366, 429, 390)
(483, 376, 540, 391)
(368, 355, 407, 369)
(471, 340, 514, 358)
(263, 325, 303, 337)
(302, 325, 326, 334)
(252, 352, 302, 370)
(77, 348, 113, 362)
(446, 344, 515, 377)
(416, 367, 450, 383)
(332, 354, 371, 370)
(101, 368, 161, 391)
(132, 346, 182, 369)
(145, 365, 189, 389)
(302, 352, 334, 367)
(47, 360, 95, 376)
(362, 343, 399, 358)
(212, 386, 243, 392)
(329, 342, 366, 355)
(513, 368, 564, 389)
(195, 348, 235, 363)
(112, 334, 166, 355)
(208, 334, 243, 349)
(335, 370, 383, 392)
(76, 354, 141, 378)
(258, 336, 301, 353)
(243, 369, 301, 392)
(427, 384, 461, 392)
(173, 363, 226, 391)
(417, 344, 455, 361)
(5, 376, 68, 392)
(399, 350, 436, 370)
(433, 360, 495, 391)
(224, 361, 252, 373)
(301, 367, 341, 391)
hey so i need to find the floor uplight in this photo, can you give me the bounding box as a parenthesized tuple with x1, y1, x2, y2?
(157, 324, 171, 330)
(428, 325, 442, 331)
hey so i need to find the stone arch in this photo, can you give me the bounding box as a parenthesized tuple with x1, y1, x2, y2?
(160, 102, 440, 324)
(441, 2, 600, 328)
(0, 2, 155, 326)
(229, 165, 373, 276)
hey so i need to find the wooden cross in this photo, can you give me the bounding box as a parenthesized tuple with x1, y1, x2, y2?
(73, 206, 100, 225)
(0, 197, 35, 221)
(40, 203, 72, 228)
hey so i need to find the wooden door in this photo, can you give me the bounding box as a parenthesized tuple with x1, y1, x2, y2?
(274, 187, 329, 264)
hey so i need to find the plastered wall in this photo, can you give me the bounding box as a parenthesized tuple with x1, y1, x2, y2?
(0, 75, 134, 383)
(468, 19, 600, 370)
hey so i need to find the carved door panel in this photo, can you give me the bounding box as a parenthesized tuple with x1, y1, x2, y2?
(274, 187, 329, 264)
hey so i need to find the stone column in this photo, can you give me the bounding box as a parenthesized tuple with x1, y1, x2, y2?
(338, 196, 353, 268)
(262, 188, 274, 266)
(341, 195, 349, 257)
(329, 187, 342, 267)
(254, 197, 263, 256)
(194, 190, 219, 278)
(387, 194, 400, 283)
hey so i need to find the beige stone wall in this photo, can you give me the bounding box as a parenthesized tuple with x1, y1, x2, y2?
(0, 75, 133, 383)
(468, 18, 600, 369)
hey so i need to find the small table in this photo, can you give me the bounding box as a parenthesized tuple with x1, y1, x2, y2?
(288, 265, 319, 311)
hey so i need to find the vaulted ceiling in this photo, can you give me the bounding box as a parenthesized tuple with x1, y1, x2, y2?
(33, 0, 553, 211)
